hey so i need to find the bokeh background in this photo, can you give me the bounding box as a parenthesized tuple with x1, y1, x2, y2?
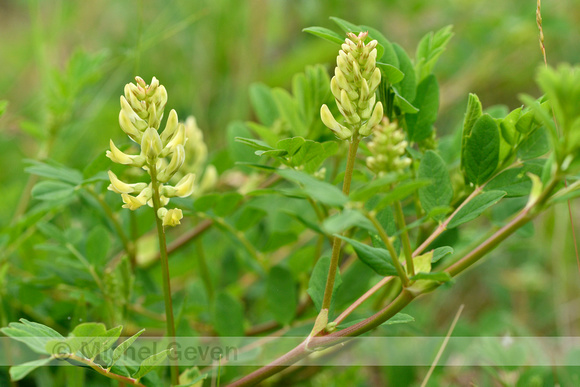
(1, 0, 579, 385)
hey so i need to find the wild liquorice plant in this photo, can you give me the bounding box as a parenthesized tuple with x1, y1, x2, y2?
(2, 16, 580, 387)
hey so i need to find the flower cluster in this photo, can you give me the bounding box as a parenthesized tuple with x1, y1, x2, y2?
(366, 118, 412, 175)
(106, 76, 195, 227)
(175, 116, 217, 196)
(320, 31, 384, 140)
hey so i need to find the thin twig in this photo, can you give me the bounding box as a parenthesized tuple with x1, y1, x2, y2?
(420, 304, 465, 387)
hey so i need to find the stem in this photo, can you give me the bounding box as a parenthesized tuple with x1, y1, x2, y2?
(413, 185, 483, 257)
(227, 176, 562, 387)
(320, 136, 360, 313)
(420, 304, 464, 387)
(58, 354, 146, 386)
(366, 211, 409, 286)
(393, 200, 414, 275)
(149, 164, 179, 386)
(333, 276, 394, 325)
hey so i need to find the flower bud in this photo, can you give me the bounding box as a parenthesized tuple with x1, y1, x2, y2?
(146, 77, 160, 97)
(365, 118, 411, 175)
(320, 104, 352, 140)
(107, 171, 136, 194)
(121, 193, 146, 210)
(160, 109, 180, 145)
(106, 140, 145, 167)
(330, 77, 342, 101)
(158, 145, 185, 182)
(161, 208, 183, 227)
(165, 123, 187, 151)
(174, 173, 195, 197)
(141, 127, 163, 161)
(360, 102, 383, 136)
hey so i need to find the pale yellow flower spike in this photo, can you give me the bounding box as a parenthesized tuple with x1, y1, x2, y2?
(106, 76, 200, 228)
(321, 31, 384, 140)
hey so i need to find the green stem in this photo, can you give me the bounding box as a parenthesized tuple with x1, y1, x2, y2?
(320, 136, 360, 313)
(413, 185, 483, 258)
(57, 354, 146, 386)
(149, 164, 179, 386)
(366, 211, 409, 286)
(226, 176, 562, 387)
(393, 200, 414, 276)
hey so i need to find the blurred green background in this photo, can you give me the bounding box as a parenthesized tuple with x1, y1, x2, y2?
(1, 0, 579, 385)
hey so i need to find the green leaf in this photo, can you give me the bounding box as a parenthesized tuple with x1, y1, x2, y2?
(227, 122, 259, 169)
(303, 26, 345, 45)
(1, 319, 63, 355)
(111, 329, 145, 367)
(485, 163, 543, 197)
(85, 225, 110, 265)
(214, 192, 244, 217)
(276, 137, 306, 156)
(266, 266, 297, 325)
(133, 349, 172, 380)
(249, 83, 279, 126)
(272, 88, 307, 136)
(246, 121, 280, 147)
(292, 140, 338, 173)
(361, 25, 398, 67)
(418, 151, 453, 221)
(338, 313, 414, 329)
(517, 127, 550, 160)
(406, 75, 439, 142)
(25, 159, 84, 185)
(176, 367, 208, 387)
(415, 25, 454, 82)
(212, 292, 245, 337)
(448, 190, 506, 229)
(515, 110, 536, 134)
(350, 173, 403, 202)
(235, 206, 266, 231)
(383, 313, 415, 325)
(31, 181, 76, 201)
(461, 93, 483, 169)
(392, 86, 419, 114)
(410, 272, 452, 282)
(432, 246, 454, 263)
(9, 358, 52, 381)
(276, 168, 347, 207)
(375, 179, 432, 211)
(70, 323, 122, 360)
(329, 17, 360, 34)
(308, 256, 342, 311)
(336, 235, 398, 277)
(413, 251, 433, 274)
(393, 43, 416, 101)
(376, 62, 404, 84)
(500, 107, 522, 145)
(322, 209, 375, 235)
(234, 137, 274, 152)
(464, 114, 500, 185)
